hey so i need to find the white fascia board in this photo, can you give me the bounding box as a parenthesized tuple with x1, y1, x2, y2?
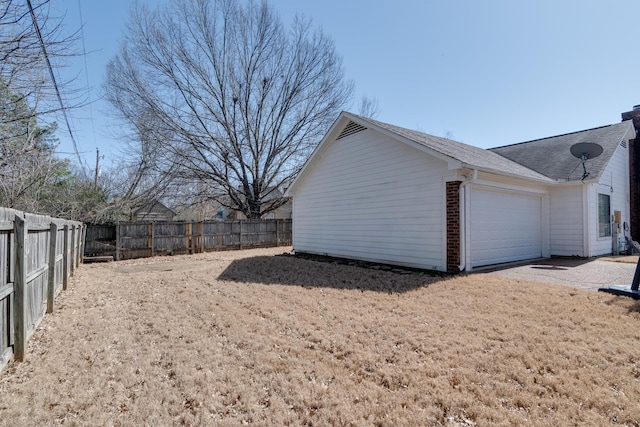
(589, 123, 633, 183)
(462, 164, 556, 185)
(287, 112, 463, 194)
(622, 120, 636, 141)
(340, 112, 463, 169)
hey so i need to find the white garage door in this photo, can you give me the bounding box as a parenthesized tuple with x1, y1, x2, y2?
(471, 188, 542, 267)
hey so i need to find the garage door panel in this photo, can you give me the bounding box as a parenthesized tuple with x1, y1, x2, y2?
(471, 188, 542, 267)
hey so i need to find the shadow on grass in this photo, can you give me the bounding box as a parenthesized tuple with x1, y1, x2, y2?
(600, 291, 640, 314)
(217, 254, 446, 293)
(626, 301, 640, 313)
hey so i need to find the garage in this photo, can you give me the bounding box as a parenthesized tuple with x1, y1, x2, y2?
(470, 187, 543, 267)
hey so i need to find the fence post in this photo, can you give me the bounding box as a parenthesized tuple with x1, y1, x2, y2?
(63, 225, 69, 291)
(191, 221, 196, 253)
(190, 222, 195, 253)
(149, 222, 154, 257)
(186, 222, 192, 254)
(70, 225, 76, 277)
(80, 224, 87, 264)
(47, 222, 57, 314)
(276, 219, 280, 247)
(115, 222, 121, 261)
(13, 214, 27, 362)
(75, 225, 81, 268)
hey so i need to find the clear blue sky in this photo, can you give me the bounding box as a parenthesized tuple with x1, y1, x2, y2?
(54, 0, 640, 169)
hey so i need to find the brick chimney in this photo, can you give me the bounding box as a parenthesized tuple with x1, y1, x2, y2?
(622, 105, 640, 239)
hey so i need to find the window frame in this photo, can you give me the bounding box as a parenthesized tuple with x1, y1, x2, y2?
(598, 193, 611, 238)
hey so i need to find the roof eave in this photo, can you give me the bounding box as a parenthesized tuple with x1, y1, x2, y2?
(587, 120, 636, 183)
(342, 112, 463, 168)
(462, 163, 555, 184)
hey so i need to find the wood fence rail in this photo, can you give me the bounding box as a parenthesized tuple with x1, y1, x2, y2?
(85, 219, 292, 261)
(0, 208, 84, 373)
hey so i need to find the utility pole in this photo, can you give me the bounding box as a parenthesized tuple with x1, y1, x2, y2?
(94, 148, 100, 189)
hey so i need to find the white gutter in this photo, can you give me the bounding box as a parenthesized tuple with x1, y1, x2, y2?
(458, 169, 477, 271)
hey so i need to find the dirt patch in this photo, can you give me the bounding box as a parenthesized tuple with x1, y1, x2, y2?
(1, 247, 640, 426)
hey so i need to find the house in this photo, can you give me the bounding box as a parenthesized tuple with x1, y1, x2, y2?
(285, 112, 635, 272)
(131, 200, 175, 221)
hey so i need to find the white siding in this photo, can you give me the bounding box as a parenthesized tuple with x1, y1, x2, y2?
(549, 185, 584, 256)
(469, 187, 543, 267)
(291, 129, 451, 271)
(591, 142, 630, 256)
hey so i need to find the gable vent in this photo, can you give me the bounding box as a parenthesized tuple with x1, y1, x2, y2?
(336, 121, 367, 140)
(621, 140, 627, 148)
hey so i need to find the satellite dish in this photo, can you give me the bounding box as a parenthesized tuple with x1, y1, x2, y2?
(570, 142, 603, 160)
(570, 142, 603, 180)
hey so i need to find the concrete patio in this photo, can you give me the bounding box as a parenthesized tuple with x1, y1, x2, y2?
(481, 256, 639, 292)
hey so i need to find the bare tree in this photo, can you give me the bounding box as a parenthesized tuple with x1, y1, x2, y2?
(0, 83, 61, 210)
(104, 0, 353, 218)
(357, 95, 381, 119)
(0, 0, 87, 214)
(0, 0, 81, 125)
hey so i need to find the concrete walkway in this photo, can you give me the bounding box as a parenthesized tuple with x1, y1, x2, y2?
(483, 257, 639, 291)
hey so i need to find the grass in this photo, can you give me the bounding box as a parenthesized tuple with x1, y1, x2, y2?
(0, 247, 639, 426)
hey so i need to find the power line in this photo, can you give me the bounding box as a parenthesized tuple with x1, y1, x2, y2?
(77, 0, 98, 152)
(26, 0, 86, 173)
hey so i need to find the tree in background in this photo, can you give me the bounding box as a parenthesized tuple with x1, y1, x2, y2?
(0, 0, 108, 221)
(0, 80, 62, 210)
(358, 95, 381, 119)
(0, 0, 81, 126)
(0, 81, 109, 221)
(104, 0, 353, 218)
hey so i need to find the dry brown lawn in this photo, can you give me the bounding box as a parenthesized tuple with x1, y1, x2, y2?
(1, 247, 640, 426)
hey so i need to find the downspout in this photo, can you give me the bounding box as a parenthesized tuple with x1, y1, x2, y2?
(582, 182, 591, 257)
(458, 169, 478, 271)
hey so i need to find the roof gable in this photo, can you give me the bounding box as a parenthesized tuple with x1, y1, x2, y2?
(134, 200, 175, 216)
(288, 112, 633, 195)
(490, 121, 635, 182)
(346, 113, 553, 182)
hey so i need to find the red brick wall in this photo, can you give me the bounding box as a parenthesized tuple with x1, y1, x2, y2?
(446, 181, 462, 273)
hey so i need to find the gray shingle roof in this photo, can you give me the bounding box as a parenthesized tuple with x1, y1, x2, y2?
(349, 114, 554, 182)
(489, 121, 634, 181)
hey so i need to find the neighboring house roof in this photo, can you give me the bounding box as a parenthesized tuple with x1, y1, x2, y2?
(261, 186, 286, 201)
(490, 120, 636, 182)
(133, 200, 175, 216)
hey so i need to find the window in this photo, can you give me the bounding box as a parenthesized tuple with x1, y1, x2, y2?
(598, 194, 611, 237)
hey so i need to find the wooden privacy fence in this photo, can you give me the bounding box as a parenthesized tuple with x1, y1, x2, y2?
(85, 219, 292, 260)
(0, 208, 84, 372)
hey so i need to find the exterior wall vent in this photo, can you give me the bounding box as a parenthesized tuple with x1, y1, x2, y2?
(621, 140, 628, 148)
(336, 121, 367, 140)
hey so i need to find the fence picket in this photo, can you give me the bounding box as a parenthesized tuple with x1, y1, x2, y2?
(47, 223, 57, 314)
(0, 209, 82, 371)
(84, 219, 292, 261)
(62, 225, 69, 291)
(13, 215, 26, 362)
